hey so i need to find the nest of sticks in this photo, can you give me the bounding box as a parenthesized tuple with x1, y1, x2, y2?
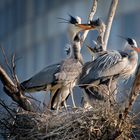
(0, 101, 133, 140)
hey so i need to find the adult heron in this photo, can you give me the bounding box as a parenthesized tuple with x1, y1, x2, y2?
(79, 38, 140, 107)
(21, 15, 98, 110)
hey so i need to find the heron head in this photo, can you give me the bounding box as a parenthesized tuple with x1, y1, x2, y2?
(125, 38, 140, 53)
(67, 15, 99, 40)
(59, 15, 100, 42)
(86, 40, 103, 54)
(118, 35, 140, 53)
(89, 18, 103, 27)
(75, 18, 103, 32)
(69, 15, 81, 24)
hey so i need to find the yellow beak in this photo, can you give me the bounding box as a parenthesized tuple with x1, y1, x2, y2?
(86, 45, 95, 55)
(133, 47, 140, 53)
(76, 24, 97, 30)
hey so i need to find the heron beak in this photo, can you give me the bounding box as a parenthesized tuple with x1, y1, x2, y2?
(76, 24, 97, 30)
(133, 47, 140, 53)
(86, 45, 95, 55)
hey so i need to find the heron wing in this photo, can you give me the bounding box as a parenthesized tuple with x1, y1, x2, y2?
(21, 63, 61, 91)
(79, 50, 129, 85)
(55, 58, 82, 82)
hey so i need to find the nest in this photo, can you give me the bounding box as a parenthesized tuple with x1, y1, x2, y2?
(0, 102, 133, 140)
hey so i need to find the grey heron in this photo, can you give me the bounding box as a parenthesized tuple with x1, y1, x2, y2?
(50, 33, 83, 110)
(79, 38, 140, 107)
(50, 18, 105, 110)
(20, 15, 98, 110)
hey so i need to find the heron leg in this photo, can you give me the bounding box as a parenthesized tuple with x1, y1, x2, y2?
(63, 101, 68, 111)
(70, 88, 76, 108)
(47, 88, 58, 109)
(56, 91, 62, 113)
(82, 89, 93, 109)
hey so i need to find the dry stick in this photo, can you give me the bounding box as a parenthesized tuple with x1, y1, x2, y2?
(0, 119, 10, 130)
(0, 65, 33, 111)
(116, 65, 140, 131)
(11, 53, 20, 85)
(80, 0, 98, 45)
(0, 99, 15, 120)
(0, 45, 13, 76)
(103, 0, 119, 50)
(1, 45, 19, 85)
(0, 45, 33, 111)
(123, 65, 140, 120)
(0, 65, 15, 89)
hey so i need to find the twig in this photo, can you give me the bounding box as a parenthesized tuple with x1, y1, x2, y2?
(0, 99, 15, 120)
(11, 53, 19, 85)
(0, 65, 16, 89)
(0, 120, 10, 129)
(0, 65, 33, 111)
(0, 45, 20, 86)
(123, 65, 140, 120)
(80, 0, 98, 45)
(103, 0, 119, 50)
(0, 45, 13, 76)
(0, 49, 31, 111)
(116, 65, 140, 130)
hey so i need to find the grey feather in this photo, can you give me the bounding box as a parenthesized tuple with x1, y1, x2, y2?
(21, 63, 61, 91)
(79, 50, 128, 85)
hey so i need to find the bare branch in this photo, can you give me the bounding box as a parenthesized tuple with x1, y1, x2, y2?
(80, 0, 98, 45)
(123, 65, 140, 119)
(0, 65, 15, 89)
(0, 45, 13, 76)
(0, 99, 15, 120)
(11, 53, 19, 85)
(0, 44, 33, 111)
(103, 0, 119, 50)
(116, 65, 140, 129)
(0, 65, 33, 111)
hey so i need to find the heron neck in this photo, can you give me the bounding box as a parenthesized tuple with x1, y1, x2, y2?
(69, 32, 77, 44)
(129, 50, 138, 61)
(69, 43, 83, 64)
(67, 24, 79, 43)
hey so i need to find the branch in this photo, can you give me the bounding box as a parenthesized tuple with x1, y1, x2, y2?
(0, 99, 15, 120)
(80, 0, 98, 45)
(103, 0, 119, 50)
(0, 65, 33, 111)
(11, 53, 20, 85)
(123, 65, 140, 119)
(0, 45, 13, 76)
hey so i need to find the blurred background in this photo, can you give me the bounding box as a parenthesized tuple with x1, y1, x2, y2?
(0, 0, 140, 137)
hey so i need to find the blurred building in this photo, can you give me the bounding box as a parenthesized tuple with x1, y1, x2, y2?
(0, 0, 140, 120)
(0, 0, 139, 79)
